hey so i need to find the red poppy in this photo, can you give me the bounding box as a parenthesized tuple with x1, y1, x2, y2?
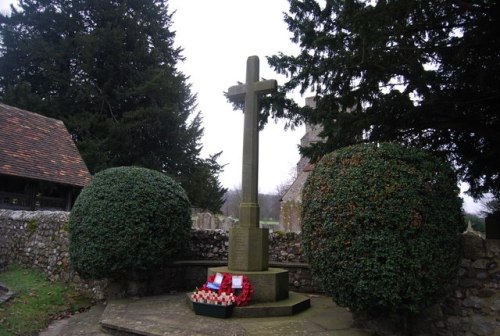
(201, 273, 253, 307)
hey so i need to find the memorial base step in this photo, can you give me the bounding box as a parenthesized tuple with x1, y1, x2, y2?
(186, 291, 311, 318)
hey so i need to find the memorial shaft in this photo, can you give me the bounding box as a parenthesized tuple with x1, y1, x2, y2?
(226, 55, 277, 271)
(241, 56, 260, 228)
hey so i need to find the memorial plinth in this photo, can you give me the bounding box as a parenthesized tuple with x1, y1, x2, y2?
(208, 267, 288, 303)
(228, 226, 268, 271)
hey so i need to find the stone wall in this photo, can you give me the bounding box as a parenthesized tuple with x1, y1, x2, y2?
(354, 232, 500, 336)
(182, 230, 308, 263)
(181, 230, 318, 293)
(0, 210, 70, 279)
(0, 210, 107, 299)
(0, 210, 320, 298)
(279, 200, 302, 233)
(1, 210, 498, 335)
(416, 233, 500, 336)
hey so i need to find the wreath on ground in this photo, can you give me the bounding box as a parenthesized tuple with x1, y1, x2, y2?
(201, 272, 253, 306)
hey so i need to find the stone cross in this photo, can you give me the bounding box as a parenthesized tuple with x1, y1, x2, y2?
(227, 56, 277, 228)
(226, 56, 277, 271)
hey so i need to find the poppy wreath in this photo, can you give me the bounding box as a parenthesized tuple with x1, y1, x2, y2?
(201, 272, 254, 306)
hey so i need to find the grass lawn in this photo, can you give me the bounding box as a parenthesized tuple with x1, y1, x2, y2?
(0, 265, 92, 336)
(260, 220, 279, 225)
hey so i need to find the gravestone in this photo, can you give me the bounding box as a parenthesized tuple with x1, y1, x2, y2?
(208, 57, 309, 313)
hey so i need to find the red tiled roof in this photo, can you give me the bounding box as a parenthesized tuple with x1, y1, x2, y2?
(0, 103, 91, 187)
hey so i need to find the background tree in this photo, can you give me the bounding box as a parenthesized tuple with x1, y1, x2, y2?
(266, 0, 500, 199)
(221, 187, 280, 221)
(222, 188, 241, 218)
(274, 165, 297, 200)
(480, 198, 500, 216)
(0, 0, 226, 212)
(258, 193, 280, 221)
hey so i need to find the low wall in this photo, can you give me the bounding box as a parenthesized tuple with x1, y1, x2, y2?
(417, 234, 500, 336)
(0, 210, 107, 299)
(1, 210, 498, 335)
(183, 230, 308, 263)
(0, 210, 320, 298)
(355, 234, 500, 336)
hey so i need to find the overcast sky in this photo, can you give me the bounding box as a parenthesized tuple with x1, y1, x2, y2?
(0, 0, 305, 195)
(167, 0, 304, 194)
(0, 0, 483, 213)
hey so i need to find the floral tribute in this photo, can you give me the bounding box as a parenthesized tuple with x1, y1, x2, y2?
(190, 289, 235, 306)
(194, 272, 253, 307)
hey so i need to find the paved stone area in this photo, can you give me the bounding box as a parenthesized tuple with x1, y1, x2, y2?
(39, 304, 108, 336)
(39, 293, 373, 335)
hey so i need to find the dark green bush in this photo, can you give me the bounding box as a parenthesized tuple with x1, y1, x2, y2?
(69, 166, 191, 279)
(302, 143, 465, 315)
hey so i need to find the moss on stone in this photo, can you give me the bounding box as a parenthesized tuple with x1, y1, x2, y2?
(27, 219, 37, 236)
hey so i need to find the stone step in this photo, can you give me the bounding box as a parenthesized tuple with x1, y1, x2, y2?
(187, 291, 311, 318)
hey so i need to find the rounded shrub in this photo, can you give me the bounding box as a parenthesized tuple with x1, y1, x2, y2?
(302, 143, 465, 315)
(69, 166, 191, 280)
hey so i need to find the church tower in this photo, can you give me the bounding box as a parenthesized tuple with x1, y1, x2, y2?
(279, 97, 324, 232)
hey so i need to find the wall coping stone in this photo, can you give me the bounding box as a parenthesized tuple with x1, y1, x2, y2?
(173, 260, 310, 269)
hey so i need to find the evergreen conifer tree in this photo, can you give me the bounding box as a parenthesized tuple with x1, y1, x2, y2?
(0, 0, 226, 212)
(267, 0, 500, 199)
